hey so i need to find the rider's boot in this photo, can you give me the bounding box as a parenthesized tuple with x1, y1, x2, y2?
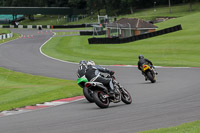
(113, 89, 120, 103)
(152, 66, 158, 75)
(109, 90, 115, 98)
(145, 76, 147, 81)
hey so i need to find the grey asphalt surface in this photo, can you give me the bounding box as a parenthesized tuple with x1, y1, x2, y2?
(0, 29, 199, 133)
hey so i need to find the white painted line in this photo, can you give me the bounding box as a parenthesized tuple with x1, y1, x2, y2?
(0, 98, 85, 118)
(69, 97, 85, 103)
(39, 32, 78, 65)
(37, 102, 67, 106)
(154, 66, 191, 69)
(0, 36, 20, 46)
(1, 110, 24, 116)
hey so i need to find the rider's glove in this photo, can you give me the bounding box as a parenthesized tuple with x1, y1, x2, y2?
(110, 71, 115, 75)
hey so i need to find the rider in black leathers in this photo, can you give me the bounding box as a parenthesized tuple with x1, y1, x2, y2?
(85, 60, 115, 95)
(77, 60, 87, 78)
(138, 55, 157, 80)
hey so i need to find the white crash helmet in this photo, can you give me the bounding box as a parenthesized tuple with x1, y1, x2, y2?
(87, 60, 95, 66)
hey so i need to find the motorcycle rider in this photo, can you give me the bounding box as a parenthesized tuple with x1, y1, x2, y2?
(85, 60, 115, 96)
(137, 55, 158, 80)
(77, 60, 87, 78)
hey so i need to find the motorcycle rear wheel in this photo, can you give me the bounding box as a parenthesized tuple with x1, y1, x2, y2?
(83, 87, 94, 103)
(93, 90, 110, 108)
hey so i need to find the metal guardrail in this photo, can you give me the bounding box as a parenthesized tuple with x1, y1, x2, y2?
(80, 30, 106, 36)
(88, 25, 182, 44)
(0, 24, 93, 29)
(0, 25, 51, 29)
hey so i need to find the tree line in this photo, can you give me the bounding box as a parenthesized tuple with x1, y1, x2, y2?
(0, 0, 199, 15)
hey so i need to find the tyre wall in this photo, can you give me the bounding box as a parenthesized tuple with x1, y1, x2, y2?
(88, 25, 182, 44)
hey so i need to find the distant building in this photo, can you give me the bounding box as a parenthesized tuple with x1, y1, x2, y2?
(106, 18, 158, 38)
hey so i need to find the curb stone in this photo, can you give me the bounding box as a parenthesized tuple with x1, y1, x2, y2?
(0, 96, 85, 117)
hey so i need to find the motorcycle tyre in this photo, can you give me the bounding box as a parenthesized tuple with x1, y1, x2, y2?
(83, 87, 94, 103)
(121, 88, 132, 104)
(93, 90, 110, 108)
(147, 71, 156, 83)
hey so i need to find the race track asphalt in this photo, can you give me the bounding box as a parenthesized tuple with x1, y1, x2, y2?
(0, 29, 199, 133)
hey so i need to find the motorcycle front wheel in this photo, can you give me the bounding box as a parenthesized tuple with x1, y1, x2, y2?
(121, 88, 132, 104)
(147, 71, 156, 83)
(93, 90, 110, 108)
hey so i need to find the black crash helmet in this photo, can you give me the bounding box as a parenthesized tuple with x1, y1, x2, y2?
(138, 55, 144, 59)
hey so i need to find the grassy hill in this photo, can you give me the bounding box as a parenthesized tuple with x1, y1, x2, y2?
(42, 12, 200, 67)
(118, 2, 200, 20)
(19, 2, 200, 25)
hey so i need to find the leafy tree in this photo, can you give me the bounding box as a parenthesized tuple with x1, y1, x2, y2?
(189, 0, 194, 11)
(121, 0, 136, 14)
(68, 0, 87, 9)
(169, 0, 172, 13)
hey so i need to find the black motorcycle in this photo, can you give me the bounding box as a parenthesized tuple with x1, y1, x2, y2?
(84, 74, 132, 108)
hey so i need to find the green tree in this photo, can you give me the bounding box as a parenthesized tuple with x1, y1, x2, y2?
(68, 0, 87, 9)
(189, 0, 194, 11)
(121, 0, 136, 14)
(169, 0, 172, 13)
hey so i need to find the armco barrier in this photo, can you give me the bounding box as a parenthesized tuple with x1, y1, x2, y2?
(3, 25, 10, 28)
(80, 30, 106, 36)
(0, 24, 92, 29)
(52, 24, 92, 28)
(89, 24, 182, 44)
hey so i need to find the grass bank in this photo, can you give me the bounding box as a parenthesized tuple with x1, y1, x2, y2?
(139, 120, 200, 133)
(0, 29, 10, 34)
(0, 67, 81, 111)
(64, 2, 200, 25)
(55, 31, 80, 36)
(18, 2, 200, 25)
(42, 12, 200, 67)
(119, 2, 200, 21)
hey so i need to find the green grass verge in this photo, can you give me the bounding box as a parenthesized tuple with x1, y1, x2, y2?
(0, 29, 10, 34)
(42, 12, 200, 67)
(55, 32, 80, 36)
(0, 67, 81, 111)
(139, 120, 200, 133)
